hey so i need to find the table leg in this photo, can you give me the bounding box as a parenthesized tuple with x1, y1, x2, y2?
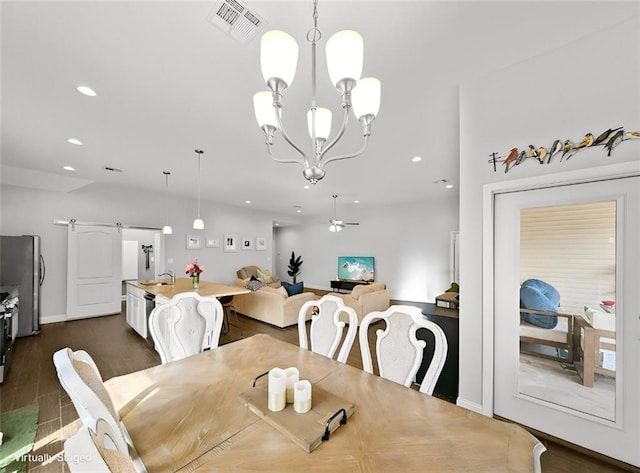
(582, 326, 595, 387)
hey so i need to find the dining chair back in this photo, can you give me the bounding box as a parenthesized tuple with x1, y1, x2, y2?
(149, 292, 224, 364)
(298, 294, 358, 363)
(52, 348, 147, 472)
(359, 305, 448, 395)
(64, 417, 137, 472)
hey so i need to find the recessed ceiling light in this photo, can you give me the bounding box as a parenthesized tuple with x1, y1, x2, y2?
(412, 156, 422, 163)
(63, 166, 75, 172)
(67, 138, 82, 145)
(304, 185, 310, 189)
(77, 86, 97, 97)
(354, 200, 359, 204)
(245, 200, 252, 204)
(446, 184, 454, 189)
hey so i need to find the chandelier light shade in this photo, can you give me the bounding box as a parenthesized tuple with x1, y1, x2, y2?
(253, 91, 279, 128)
(162, 171, 173, 235)
(260, 30, 299, 87)
(307, 107, 332, 140)
(352, 77, 381, 119)
(254, 0, 381, 184)
(193, 149, 204, 230)
(325, 30, 363, 86)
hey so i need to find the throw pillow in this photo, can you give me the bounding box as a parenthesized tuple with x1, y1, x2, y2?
(284, 281, 303, 296)
(256, 268, 273, 284)
(246, 279, 265, 292)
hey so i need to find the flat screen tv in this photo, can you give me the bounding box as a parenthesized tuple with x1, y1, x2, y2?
(337, 256, 375, 282)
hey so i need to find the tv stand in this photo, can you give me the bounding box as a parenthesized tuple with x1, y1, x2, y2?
(330, 280, 369, 293)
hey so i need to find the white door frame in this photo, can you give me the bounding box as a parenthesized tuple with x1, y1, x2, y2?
(481, 161, 640, 417)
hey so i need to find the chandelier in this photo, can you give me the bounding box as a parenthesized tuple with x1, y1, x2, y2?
(253, 0, 381, 184)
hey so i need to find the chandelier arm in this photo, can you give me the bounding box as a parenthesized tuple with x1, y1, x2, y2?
(274, 106, 309, 166)
(320, 135, 370, 166)
(318, 106, 351, 165)
(266, 142, 307, 166)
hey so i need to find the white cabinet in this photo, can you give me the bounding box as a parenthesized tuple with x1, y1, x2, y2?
(126, 284, 147, 338)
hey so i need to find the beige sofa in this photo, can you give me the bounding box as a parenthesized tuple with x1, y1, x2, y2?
(236, 265, 281, 288)
(334, 283, 390, 324)
(232, 279, 316, 328)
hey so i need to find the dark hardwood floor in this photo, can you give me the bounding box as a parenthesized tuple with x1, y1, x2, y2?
(0, 305, 636, 472)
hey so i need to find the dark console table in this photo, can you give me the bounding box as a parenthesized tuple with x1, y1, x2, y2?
(330, 280, 369, 293)
(415, 303, 459, 402)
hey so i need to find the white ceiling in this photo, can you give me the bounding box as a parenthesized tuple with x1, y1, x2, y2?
(1, 1, 630, 221)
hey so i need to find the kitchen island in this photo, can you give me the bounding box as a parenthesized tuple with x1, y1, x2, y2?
(125, 278, 249, 341)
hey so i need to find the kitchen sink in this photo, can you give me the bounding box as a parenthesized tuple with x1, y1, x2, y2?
(140, 280, 171, 287)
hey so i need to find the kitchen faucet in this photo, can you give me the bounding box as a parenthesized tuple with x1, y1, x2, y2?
(158, 270, 175, 285)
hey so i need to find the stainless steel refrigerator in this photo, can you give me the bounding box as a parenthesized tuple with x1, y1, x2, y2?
(0, 235, 44, 337)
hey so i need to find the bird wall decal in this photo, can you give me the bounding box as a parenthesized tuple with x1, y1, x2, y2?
(604, 129, 624, 156)
(560, 140, 574, 161)
(489, 126, 637, 173)
(547, 139, 563, 163)
(594, 127, 623, 146)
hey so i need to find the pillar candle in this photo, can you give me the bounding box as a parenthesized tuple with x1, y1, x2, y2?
(284, 367, 299, 404)
(268, 367, 286, 412)
(293, 379, 312, 414)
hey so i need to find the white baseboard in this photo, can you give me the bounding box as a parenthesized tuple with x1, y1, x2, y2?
(456, 397, 484, 414)
(41, 314, 67, 324)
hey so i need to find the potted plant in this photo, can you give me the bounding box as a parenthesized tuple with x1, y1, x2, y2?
(287, 251, 303, 283)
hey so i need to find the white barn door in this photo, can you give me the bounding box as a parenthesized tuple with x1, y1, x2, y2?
(66, 224, 122, 319)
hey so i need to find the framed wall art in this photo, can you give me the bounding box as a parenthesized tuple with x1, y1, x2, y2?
(206, 237, 220, 248)
(242, 237, 253, 250)
(186, 235, 201, 250)
(256, 237, 267, 251)
(223, 235, 237, 252)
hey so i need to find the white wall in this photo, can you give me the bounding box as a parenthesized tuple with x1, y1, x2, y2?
(0, 182, 291, 321)
(275, 196, 459, 303)
(459, 16, 640, 411)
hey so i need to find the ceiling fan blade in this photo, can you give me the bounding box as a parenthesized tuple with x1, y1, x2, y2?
(344, 222, 360, 226)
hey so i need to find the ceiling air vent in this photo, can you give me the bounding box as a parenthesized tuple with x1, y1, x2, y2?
(207, 0, 267, 44)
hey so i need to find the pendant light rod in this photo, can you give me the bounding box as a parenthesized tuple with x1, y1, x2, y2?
(162, 171, 172, 235)
(193, 149, 204, 230)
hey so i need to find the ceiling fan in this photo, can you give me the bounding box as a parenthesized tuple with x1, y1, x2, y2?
(329, 194, 360, 232)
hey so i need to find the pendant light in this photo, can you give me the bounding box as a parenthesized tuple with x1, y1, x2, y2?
(193, 149, 204, 230)
(162, 171, 173, 235)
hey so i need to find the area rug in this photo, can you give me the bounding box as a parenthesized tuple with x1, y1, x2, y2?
(0, 404, 39, 472)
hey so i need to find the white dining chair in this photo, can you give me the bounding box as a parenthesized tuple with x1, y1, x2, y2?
(298, 294, 358, 363)
(148, 292, 224, 364)
(359, 305, 448, 395)
(64, 417, 137, 472)
(52, 348, 147, 473)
